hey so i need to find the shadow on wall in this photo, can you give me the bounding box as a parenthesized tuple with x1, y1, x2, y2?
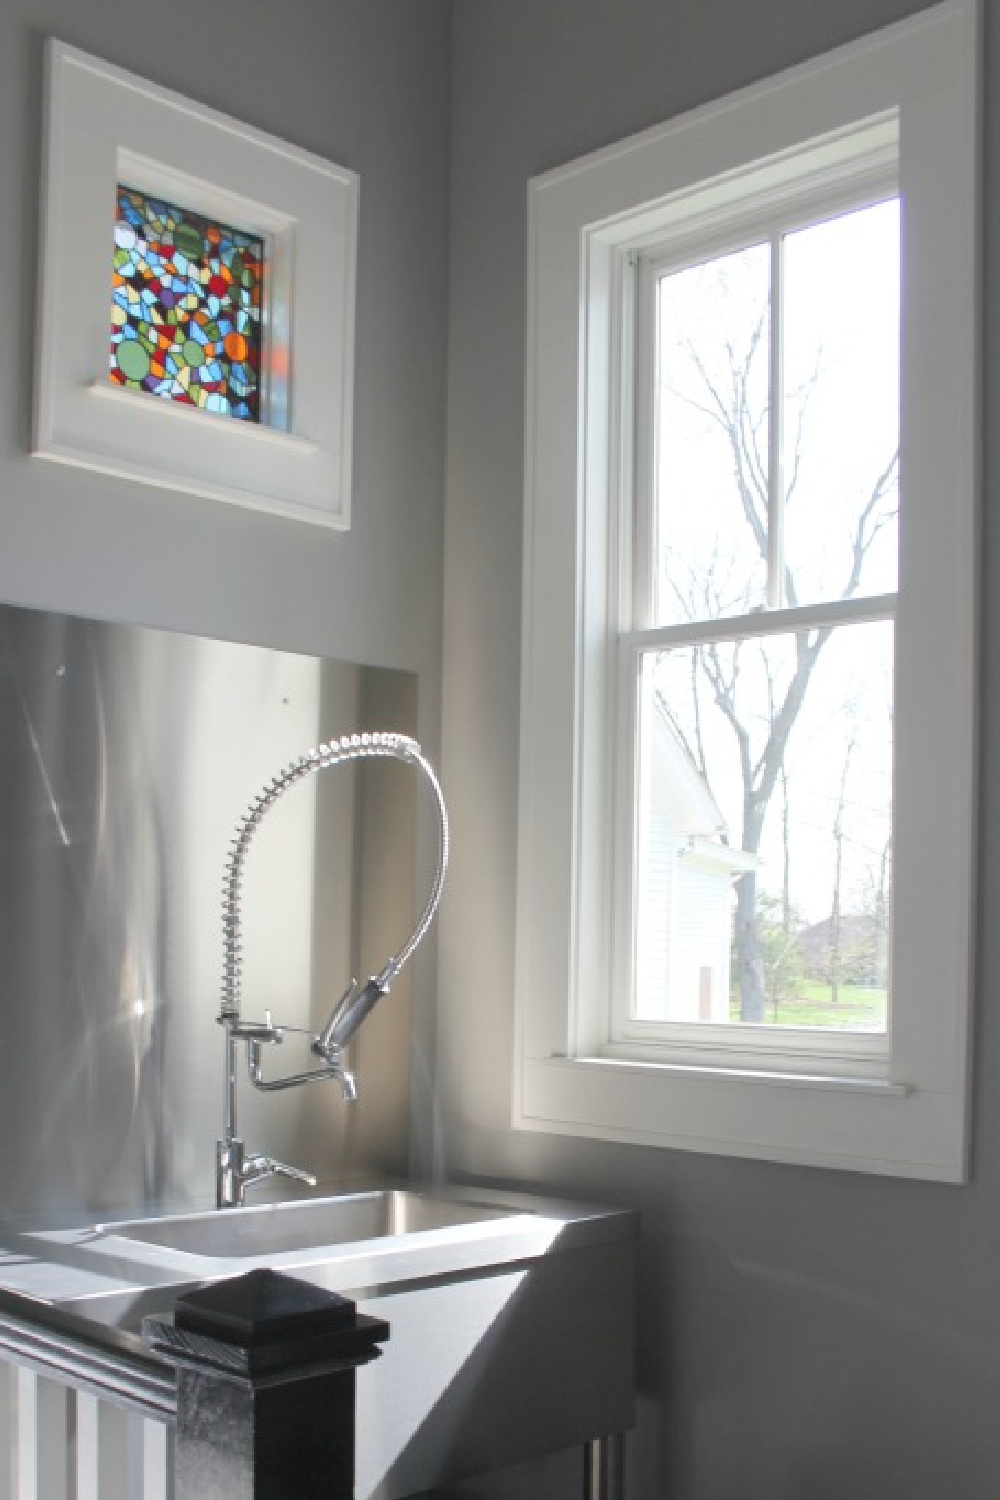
(656, 1225, 1000, 1498)
(419, 1213, 1000, 1499)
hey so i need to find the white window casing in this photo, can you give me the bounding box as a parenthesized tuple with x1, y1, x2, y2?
(34, 41, 359, 528)
(514, 0, 979, 1179)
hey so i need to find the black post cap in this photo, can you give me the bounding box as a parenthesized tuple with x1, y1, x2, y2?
(175, 1267, 356, 1346)
(143, 1268, 389, 1380)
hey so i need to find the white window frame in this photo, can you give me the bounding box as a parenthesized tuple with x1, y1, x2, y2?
(614, 166, 899, 1076)
(514, 0, 979, 1180)
(34, 40, 359, 528)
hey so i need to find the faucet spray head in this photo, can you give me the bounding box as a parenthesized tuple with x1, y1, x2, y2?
(314, 966, 393, 1060)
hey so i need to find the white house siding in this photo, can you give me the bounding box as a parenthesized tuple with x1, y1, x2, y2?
(638, 811, 734, 1023)
(672, 855, 733, 1023)
(636, 806, 677, 1020)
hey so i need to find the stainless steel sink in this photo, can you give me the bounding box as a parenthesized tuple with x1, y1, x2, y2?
(96, 1190, 508, 1260)
(7, 1185, 638, 1500)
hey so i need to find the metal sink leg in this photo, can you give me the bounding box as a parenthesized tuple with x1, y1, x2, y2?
(583, 1433, 625, 1500)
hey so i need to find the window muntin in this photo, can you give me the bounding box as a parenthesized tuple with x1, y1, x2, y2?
(622, 191, 899, 1050)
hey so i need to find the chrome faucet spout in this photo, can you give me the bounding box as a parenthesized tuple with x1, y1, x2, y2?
(214, 730, 448, 1208)
(247, 1034, 355, 1098)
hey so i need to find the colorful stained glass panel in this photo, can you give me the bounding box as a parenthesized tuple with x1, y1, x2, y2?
(110, 185, 265, 422)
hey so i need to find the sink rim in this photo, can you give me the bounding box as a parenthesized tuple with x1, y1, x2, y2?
(92, 1187, 518, 1260)
(2, 1184, 637, 1346)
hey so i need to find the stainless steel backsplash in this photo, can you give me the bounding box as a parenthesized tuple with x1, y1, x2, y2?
(0, 603, 417, 1221)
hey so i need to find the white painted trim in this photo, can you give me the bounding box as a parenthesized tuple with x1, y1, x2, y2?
(519, 1057, 961, 1181)
(87, 384, 320, 455)
(34, 40, 358, 528)
(620, 591, 897, 652)
(514, 0, 979, 1179)
(71, 1392, 100, 1500)
(14, 1368, 37, 1500)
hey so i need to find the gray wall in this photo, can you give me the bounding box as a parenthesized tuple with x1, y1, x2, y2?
(1, 0, 449, 687)
(0, 0, 451, 1191)
(438, 1, 1000, 1496)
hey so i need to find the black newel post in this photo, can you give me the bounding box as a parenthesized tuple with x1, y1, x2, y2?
(143, 1268, 389, 1500)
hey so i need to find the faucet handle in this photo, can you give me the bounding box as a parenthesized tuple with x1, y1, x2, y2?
(217, 1138, 317, 1207)
(247, 1153, 317, 1189)
(272, 1158, 318, 1188)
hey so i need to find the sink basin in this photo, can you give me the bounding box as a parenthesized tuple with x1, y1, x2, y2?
(21, 1184, 564, 1292)
(96, 1190, 509, 1260)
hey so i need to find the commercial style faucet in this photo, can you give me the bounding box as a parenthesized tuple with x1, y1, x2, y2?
(215, 731, 449, 1208)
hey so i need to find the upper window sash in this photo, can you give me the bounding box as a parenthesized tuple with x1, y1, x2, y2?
(630, 176, 900, 636)
(632, 163, 899, 290)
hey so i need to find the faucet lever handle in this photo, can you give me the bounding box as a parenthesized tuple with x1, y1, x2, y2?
(265, 1157, 317, 1188)
(244, 1152, 317, 1189)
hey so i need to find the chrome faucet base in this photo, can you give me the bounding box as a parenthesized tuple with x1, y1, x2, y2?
(216, 1135, 317, 1210)
(216, 1136, 244, 1209)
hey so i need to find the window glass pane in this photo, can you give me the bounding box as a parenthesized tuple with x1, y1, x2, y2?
(782, 199, 899, 604)
(634, 619, 893, 1030)
(110, 185, 265, 422)
(653, 243, 770, 625)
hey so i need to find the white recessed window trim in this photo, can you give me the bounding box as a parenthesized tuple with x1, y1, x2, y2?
(34, 40, 359, 527)
(514, 0, 979, 1180)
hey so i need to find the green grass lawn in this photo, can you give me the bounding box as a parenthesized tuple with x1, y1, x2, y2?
(729, 981, 888, 1029)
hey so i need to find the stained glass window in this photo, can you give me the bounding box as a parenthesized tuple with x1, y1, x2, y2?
(110, 185, 265, 422)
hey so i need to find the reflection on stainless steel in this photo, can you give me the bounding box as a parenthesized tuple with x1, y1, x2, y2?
(216, 732, 448, 1206)
(0, 601, 418, 1221)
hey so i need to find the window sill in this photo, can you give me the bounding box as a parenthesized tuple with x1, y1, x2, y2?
(515, 1053, 963, 1180)
(87, 383, 320, 455)
(565, 1053, 910, 1097)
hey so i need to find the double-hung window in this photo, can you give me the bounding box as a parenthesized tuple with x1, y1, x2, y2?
(619, 168, 899, 1076)
(515, 0, 978, 1178)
